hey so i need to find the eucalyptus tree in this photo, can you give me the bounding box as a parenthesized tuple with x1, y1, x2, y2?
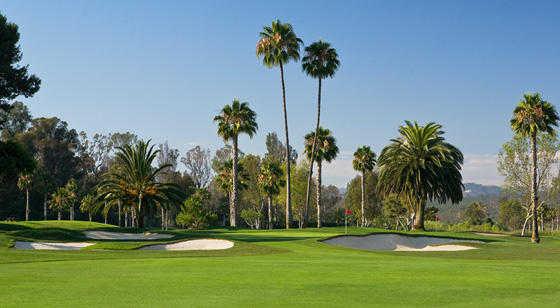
(304, 127, 339, 228)
(302, 40, 340, 227)
(377, 121, 464, 230)
(17, 173, 32, 220)
(257, 20, 302, 228)
(214, 100, 258, 227)
(258, 159, 285, 229)
(510, 93, 559, 243)
(352, 146, 377, 227)
(97, 140, 184, 229)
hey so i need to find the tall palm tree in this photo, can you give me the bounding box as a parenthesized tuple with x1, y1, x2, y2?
(97, 140, 184, 229)
(304, 127, 339, 228)
(258, 158, 285, 229)
(377, 121, 463, 230)
(214, 100, 258, 227)
(301, 40, 340, 227)
(511, 93, 559, 243)
(352, 146, 377, 227)
(257, 20, 302, 229)
(17, 173, 32, 221)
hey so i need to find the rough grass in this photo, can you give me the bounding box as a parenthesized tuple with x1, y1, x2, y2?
(1, 221, 560, 307)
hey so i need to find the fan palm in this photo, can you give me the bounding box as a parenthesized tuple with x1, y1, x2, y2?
(79, 194, 97, 222)
(258, 159, 285, 229)
(304, 127, 339, 228)
(510, 93, 559, 243)
(257, 19, 302, 229)
(302, 40, 340, 227)
(17, 173, 32, 221)
(214, 100, 258, 227)
(352, 146, 377, 227)
(96, 140, 184, 229)
(377, 121, 463, 230)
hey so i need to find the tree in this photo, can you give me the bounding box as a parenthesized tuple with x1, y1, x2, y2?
(259, 158, 285, 229)
(498, 199, 525, 231)
(510, 93, 559, 243)
(264, 132, 297, 163)
(181, 145, 212, 189)
(0, 101, 31, 140)
(382, 195, 409, 230)
(344, 172, 381, 227)
(213, 100, 258, 227)
(17, 173, 32, 221)
(0, 13, 41, 113)
(96, 140, 184, 229)
(464, 202, 488, 225)
(302, 40, 340, 227)
(377, 121, 464, 230)
(304, 127, 339, 228)
(49, 186, 67, 220)
(79, 194, 97, 222)
(176, 189, 216, 229)
(257, 20, 303, 229)
(352, 146, 377, 227)
(65, 179, 78, 220)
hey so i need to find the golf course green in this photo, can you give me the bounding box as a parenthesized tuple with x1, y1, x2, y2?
(1, 221, 559, 307)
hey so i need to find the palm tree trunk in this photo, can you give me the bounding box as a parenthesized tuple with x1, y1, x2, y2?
(280, 62, 292, 229)
(413, 199, 425, 230)
(304, 77, 322, 228)
(230, 135, 239, 228)
(268, 196, 273, 230)
(125, 210, 129, 228)
(43, 194, 47, 220)
(531, 132, 540, 243)
(316, 161, 322, 228)
(25, 188, 30, 221)
(138, 194, 144, 229)
(89, 213, 92, 222)
(57, 210, 61, 221)
(360, 171, 365, 227)
(70, 205, 74, 220)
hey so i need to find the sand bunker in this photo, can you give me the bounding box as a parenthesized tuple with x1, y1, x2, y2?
(323, 234, 482, 252)
(140, 239, 234, 251)
(14, 241, 94, 250)
(474, 232, 508, 237)
(84, 231, 174, 240)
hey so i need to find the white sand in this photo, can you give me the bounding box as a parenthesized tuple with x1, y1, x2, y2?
(474, 232, 508, 237)
(323, 234, 482, 252)
(14, 241, 94, 250)
(140, 239, 234, 251)
(84, 231, 174, 240)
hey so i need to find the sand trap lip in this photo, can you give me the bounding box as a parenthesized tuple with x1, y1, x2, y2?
(474, 232, 508, 237)
(140, 239, 234, 251)
(14, 241, 94, 250)
(323, 234, 482, 252)
(84, 231, 174, 240)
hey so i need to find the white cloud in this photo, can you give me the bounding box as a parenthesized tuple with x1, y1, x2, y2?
(321, 151, 504, 188)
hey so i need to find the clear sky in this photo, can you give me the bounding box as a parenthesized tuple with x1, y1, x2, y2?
(2, 0, 560, 187)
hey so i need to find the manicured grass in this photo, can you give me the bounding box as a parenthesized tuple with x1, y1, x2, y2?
(1, 221, 560, 307)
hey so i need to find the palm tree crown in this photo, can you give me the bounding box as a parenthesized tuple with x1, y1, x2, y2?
(213, 100, 258, 141)
(301, 40, 340, 79)
(304, 127, 339, 163)
(256, 20, 303, 68)
(377, 121, 463, 230)
(352, 146, 376, 173)
(511, 93, 559, 136)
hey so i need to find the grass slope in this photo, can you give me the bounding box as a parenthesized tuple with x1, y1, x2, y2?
(1, 221, 560, 307)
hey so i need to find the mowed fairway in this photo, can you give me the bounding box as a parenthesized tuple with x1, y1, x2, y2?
(1, 221, 560, 307)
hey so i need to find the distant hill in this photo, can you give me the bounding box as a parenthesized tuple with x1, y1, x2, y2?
(463, 183, 501, 198)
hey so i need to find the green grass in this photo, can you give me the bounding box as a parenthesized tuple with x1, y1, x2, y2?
(1, 221, 560, 307)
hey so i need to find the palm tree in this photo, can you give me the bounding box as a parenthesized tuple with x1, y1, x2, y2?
(304, 127, 339, 228)
(49, 187, 66, 220)
(97, 140, 184, 229)
(301, 40, 340, 227)
(352, 146, 377, 227)
(214, 100, 258, 227)
(377, 121, 463, 230)
(79, 194, 97, 222)
(17, 173, 32, 221)
(65, 179, 77, 221)
(511, 93, 559, 243)
(257, 20, 302, 229)
(258, 159, 285, 229)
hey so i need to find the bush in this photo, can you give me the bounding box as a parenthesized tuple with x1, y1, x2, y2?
(176, 189, 216, 229)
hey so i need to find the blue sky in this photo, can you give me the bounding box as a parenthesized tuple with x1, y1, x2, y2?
(3, 0, 560, 186)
